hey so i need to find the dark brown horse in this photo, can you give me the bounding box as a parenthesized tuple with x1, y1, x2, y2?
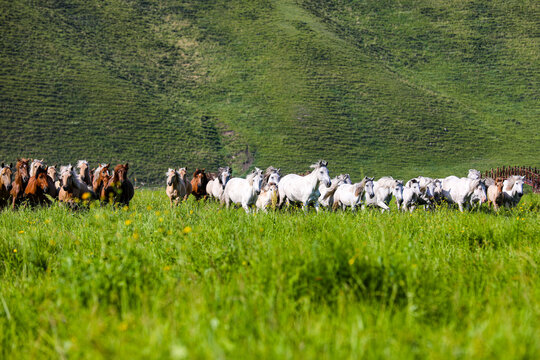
(191, 168, 209, 200)
(0, 163, 13, 209)
(24, 166, 51, 207)
(93, 163, 110, 198)
(10, 158, 30, 209)
(102, 163, 134, 206)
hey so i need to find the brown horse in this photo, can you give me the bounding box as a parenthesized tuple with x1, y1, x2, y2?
(191, 168, 209, 200)
(24, 166, 51, 207)
(93, 163, 110, 198)
(0, 163, 13, 209)
(10, 158, 31, 209)
(102, 163, 134, 206)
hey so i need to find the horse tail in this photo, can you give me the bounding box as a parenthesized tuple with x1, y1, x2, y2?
(323, 182, 340, 200)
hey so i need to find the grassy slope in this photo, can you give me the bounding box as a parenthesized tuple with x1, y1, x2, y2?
(0, 191, 539, 358)
(0, 0, 538, 182)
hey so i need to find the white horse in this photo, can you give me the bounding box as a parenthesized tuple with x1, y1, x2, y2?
(399, 179, 421, 212)
(318, 174, 351, 208)
(207, 167, 232, 200)
(502, 175, 524, 208)
(406, 176, 442, 209)
(364, 176, 402, 212)
(333, 177, 374, 211)
(166, 168, 186, 207)
(441, 176, 487, 212)
(77, 160, 92, 186)
(278, 160, 331, 213)
(222, 168, 263, 213)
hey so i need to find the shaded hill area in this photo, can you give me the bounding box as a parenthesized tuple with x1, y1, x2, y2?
(1, 0, 538, 183)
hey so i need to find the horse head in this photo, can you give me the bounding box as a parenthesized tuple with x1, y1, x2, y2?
(362, 177, 375, 198)
(114, 163, 129, 184)
(248, 168, 263, 194)
(166, 168, 178, 187)
(0, 163, 13, 192)
(35, 166, 49, 193)
(16, 158, 30, 183)
(310, 160, 331, 188)
(468, 169, 481, 180)
(393, 180, 404, 201)
(60, 165, 74, 191)
(178, 167, 188, 180)
(218, 167, 232, 187)
(408, 179, 421, 196)
(47, 165, 58, 182)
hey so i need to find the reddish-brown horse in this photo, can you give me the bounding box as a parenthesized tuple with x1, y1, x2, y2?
(93, 163, 110, 198)
(191, 168, 209, 200)
(0, 163, 13, 209)
(10, 158, 31, 209)
(24, 166, 51, 207)
(102, 163, 135, 206)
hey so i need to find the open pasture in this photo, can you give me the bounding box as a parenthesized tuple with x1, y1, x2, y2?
(1, 190, 539, 359)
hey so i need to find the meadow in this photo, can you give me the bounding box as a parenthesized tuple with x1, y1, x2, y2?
(1, 190, 539, 359)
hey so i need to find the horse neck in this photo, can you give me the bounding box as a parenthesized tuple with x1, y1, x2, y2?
(305, 170, 320, 190)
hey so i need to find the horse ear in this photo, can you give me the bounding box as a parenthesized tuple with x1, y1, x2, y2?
(1, 163, 3, 168)
(322, 161, 328, 167)
(10, 163, 13, 169)
(106, 163, 110, 168)
(125, 162, 129, 169)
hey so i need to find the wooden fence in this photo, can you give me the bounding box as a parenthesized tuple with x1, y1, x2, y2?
(483, 166, 540, 193)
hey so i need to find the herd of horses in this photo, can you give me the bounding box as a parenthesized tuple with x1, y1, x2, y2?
(166, 161, 526, 213)
(0, 159, 526, 213)
(0, 159, 133, 209)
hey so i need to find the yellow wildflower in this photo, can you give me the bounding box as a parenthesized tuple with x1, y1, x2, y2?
(132, 232, 140, 240)
(13, 249, 17, 253)
(189, 210, 193, 215)
(183, 226, 192, 234)
(81, 192, 91, 200)
(18, 230, 24, 234)
(125, 219, 132, 226)
(163, 265, 171, 271)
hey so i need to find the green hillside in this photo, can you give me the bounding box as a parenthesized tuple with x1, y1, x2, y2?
(1, 0, 538, 183)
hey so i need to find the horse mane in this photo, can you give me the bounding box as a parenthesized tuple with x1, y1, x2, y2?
(505, 176, 516, 191)
(77, 160, 88, 168)
(309, 160, 328, 169)
(246, 168, 261, 185)
(30, 159, 44, 177)
(94, 164, 108, 178)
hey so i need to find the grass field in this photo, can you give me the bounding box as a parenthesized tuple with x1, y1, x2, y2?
(1, 190, 539, 359)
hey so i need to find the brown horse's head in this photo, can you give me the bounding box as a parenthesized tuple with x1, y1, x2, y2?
(114, 163, 129, 184)
(1, 163, 13, 192)
(26, 166, 49, 195)
(192, 168, 208, 192)
(16, 158, 30, 183)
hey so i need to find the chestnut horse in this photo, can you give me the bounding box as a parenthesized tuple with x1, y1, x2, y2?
(102, 163, 134, 206)
(0, 163, 13, 209)
(93, 163, 110, 198)
(10, 158, 31, 209)
(24, 166, 51, 207)
(191, 168, 209, 200)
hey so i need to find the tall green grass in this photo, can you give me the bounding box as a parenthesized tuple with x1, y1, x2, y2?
(1, 190, 539, 358)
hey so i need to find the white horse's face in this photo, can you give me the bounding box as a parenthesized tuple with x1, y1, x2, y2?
(252, 171, 263, 194)
(267, 172, 280, 186)
(166, 169, 177, 186)
(393, 182, 404, 201)
(364, 179, 375, 198)
(471, 182, 487, 203)
(513, 176, 524, 197)
(410, 181, 421, 195)
(318, 166, 331, 188)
